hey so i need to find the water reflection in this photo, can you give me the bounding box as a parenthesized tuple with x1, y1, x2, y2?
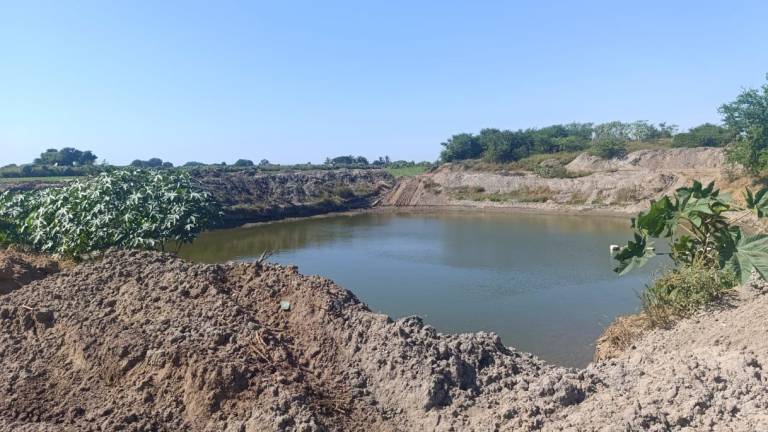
(181, 210, 661, 367)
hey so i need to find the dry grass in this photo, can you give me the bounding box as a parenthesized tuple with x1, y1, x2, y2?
(613, 186, 639, 203)
(449, 185, 554, 203)
(594, 314, 651, 362)
(566, 190, 591, 205)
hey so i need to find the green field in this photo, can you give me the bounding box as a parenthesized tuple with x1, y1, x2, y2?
(385, 166, 428, 178)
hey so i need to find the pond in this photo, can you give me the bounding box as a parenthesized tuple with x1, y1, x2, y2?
(180, 210, 663, 367)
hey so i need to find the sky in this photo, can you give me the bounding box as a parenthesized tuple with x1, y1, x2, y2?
(1, 1, 767, 166)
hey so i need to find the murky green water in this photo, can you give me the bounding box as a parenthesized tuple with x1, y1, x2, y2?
(181, 210, 663, 367)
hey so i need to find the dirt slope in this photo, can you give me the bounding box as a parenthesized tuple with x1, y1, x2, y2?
(2, 250, 767, 431)
(196, 169, 394, 227)
(0, 251, 593, 431)
(383, 148, 730, 214)
(0, 250, 60, 295)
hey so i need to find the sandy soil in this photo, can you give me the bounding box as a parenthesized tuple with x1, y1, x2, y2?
(382, 148, 733, 215)
(2, 249, 767, 431)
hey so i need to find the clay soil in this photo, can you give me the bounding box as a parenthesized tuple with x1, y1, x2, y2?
(2, 249, 767, 431)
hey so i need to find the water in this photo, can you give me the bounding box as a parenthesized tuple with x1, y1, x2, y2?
(181, 210, 663, 367)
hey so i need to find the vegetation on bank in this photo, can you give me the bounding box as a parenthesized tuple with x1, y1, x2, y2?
(614, 180, 768, 325)
(0, 170, 220, 258)
(438, 75, 768, 175)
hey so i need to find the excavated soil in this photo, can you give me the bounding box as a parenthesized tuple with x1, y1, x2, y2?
(382, 148, 732, 215)
(2, 250, 767, 431)
(0, 249, 61, 295)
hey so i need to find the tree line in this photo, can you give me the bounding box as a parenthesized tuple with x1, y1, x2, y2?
(439, 121, 732, 163)
(440, 74, 768, 172)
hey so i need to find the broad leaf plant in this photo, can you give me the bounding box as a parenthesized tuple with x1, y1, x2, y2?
(615, 180, 768, 284)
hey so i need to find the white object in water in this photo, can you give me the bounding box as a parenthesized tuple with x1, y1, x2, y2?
(609, 244, 620, 253)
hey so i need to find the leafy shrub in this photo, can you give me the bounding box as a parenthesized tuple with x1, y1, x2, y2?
(642, 265, 737, 325)
(672, 123, 733, 148)
(0, 170, 220, 258)
(590, 138, 627, 159)
(614, 181, 768, 282)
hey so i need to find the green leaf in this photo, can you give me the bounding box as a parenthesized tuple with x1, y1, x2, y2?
(614, 232, 656, 275)
(726, 234, 768, 284)
(745, 187, 768, 218)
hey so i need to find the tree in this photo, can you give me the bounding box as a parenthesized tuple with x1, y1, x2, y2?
(131, 158, 165, 168)
(590, 137, 627, 159)
(184, 161, 206, 167)
(234, 159, 255, 167)
(259, 159, 270, 166)
(440, 133, 483, 162)
(34, 147, 97, 166)
(719, 75, 768, 173)
(480, 129, 531, 163)
(672, 123, 733, 148)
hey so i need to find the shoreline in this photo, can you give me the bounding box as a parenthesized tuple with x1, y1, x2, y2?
(229, 202, 633, 230)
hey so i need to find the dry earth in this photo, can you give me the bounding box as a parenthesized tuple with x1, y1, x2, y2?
(382, 148, 733, 214)
(1, 249, 767, 431)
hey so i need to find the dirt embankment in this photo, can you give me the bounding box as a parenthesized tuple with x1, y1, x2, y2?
(195, 169, 394, 227)
(2, 249, 768, 431)
(382, 148, 730, 214)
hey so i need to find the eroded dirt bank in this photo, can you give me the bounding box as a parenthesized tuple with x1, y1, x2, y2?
(383, 148, 731, 214)
(195, 169, 394, 227)
(2, 250, 768, 431)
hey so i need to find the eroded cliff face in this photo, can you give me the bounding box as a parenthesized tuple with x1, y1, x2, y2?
(383, 148, 731, 214)
(195, 169, 394, 227)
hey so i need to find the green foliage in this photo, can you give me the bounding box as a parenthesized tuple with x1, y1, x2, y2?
(131, 158, 171, 168)
(615, 180, 768, 285)
(589, 138, 627, 159)
(325, 155, 370, 166)
(719, 74, 768, 173)
(34, 147, 97, 166)
(439, 121, 673, 164)
(0, 170, 220, 258)
(672, 123, 733, 148)
(440, 133, 484, 162)
(234, 159, 255, 167)
(642, 264, 737, 325)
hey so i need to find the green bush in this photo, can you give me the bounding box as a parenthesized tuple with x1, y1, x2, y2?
(642, 265, 737, 325)
(0, 169, 220, 258)
(590, 138, 627, 159)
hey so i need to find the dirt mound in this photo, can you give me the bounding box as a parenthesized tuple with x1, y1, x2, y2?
(4, 250, 768, 431)
(383, 148, 729, 214)
(548, 288, 768, 431)
(565, 147, 726, 172)
(0, 250, 594, 431)
(0, 250, 60, 295)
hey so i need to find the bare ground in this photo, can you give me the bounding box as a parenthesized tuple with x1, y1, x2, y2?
(381, 148, 737, 215)
(2, 249, 768, 431)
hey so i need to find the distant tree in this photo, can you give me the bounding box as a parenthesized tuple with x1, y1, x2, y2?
(354, 156, 369, 165)
(34, 147, 97, 166)
(234, 159, 255, 167)
(183, 161, 205, 167)
(590, 137, 627, 159)
(482, 130, 532, 163)
(162, 161, 174, 168)
(259, 159, 270, 166)
(147, 158, 163, 168)
(440, 133, 483, 162)
(672, 123, 733, 148)
(130, 158, 165, 168)
(658, 122, 679, 138)
(719, 75, 768, 173)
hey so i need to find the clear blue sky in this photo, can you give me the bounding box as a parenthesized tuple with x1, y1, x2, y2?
(2, 1, 767, 166)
